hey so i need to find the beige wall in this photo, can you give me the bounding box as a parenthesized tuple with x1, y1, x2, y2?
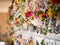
(0, 12, 10, 41)
(0, 1, 11, 12)
(0, 0, 11, 34)
(0, 12, 9, 34)
(0, 0, 11, 41)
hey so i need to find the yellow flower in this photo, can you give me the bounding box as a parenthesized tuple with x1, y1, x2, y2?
(22, 10, 25, 16)
(48, 8, 54, 20)
(13, 37, 16, 41)
(15, 0, 22, 4)
(39, 14, 43, 20)
(17, 18, 21, 24)
(28, 42, 33, 45)
(17, 18, 20, 22)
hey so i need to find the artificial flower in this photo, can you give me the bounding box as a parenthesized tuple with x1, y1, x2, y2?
(13, 20, 18, 25)
(39, 13, 47, 21)
(37, 10, 44, 16)
(28, 42, 33, 45)
(48, 7, 54, 20)
(50, 0, 59, 4)
(25, 11, 32, 18)
(15, 0, 22, 4)
(17, 18, 21, 24)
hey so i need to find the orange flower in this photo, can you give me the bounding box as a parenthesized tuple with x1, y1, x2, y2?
(28, 42, 33, 45)
(39, 13, 45, 17)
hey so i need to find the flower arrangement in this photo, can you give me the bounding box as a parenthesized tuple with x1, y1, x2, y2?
(8, 0, 60, 44)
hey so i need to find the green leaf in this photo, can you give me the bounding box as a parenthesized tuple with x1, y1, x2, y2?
(40, 39, 44, 45)
(37, 10, 44, 16)
(43, 29, 47, 35)
(36, 40, 39, 45)
(10, 31, 14, 36)
(22, 0, 25, 2)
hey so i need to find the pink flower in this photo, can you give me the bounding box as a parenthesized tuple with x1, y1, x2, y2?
(13, 20, 18, 25)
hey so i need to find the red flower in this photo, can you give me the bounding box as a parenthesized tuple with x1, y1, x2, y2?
(50, 0, 59, 4)
(25, 11, 32, 18)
